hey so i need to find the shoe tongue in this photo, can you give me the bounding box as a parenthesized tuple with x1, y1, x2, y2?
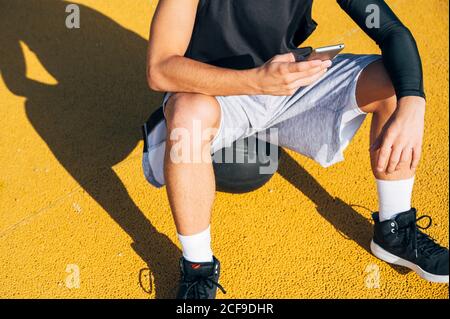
(183, 259, 215, 279)
(394, 208, 417, 227)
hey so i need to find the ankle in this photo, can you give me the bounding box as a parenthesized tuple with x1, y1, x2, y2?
(376, 177, 414, 221)
(178, 225, 213, 263)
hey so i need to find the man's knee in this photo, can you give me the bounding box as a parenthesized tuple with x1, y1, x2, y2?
(165, 93, 221, 147)
(165, 93, 221, 132)
(356, 60, 397, 114)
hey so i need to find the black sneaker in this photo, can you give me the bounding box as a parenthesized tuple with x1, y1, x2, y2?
(176, 256, 226, 299)
(371, 208, 449, 283)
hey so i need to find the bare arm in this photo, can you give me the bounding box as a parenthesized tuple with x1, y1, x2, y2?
(147, 0, 330, 96)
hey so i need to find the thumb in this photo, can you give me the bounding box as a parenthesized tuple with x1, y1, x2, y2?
(270, 52, 296, 63)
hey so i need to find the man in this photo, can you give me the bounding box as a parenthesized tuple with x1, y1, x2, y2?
(144, 0, 449, 299)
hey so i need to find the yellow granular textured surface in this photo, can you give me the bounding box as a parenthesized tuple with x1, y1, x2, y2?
(0, 0, 448, 299)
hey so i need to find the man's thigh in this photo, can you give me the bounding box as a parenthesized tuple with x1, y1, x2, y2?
(356, 59, 397, 113)
(268, 54, 382, 167)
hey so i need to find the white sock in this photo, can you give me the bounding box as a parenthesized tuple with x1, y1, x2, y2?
(376, 177, 415, 222)
(178, 225, 213, 263)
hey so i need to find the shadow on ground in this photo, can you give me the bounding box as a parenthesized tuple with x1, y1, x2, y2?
(278, 149, 409, 275)
(0, 0, 180, 298)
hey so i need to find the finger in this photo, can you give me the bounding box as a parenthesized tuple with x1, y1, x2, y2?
(288, 60, 329, 73)
(288, 68, 327, 88)
(271, 53, 296, 63)
(386, 146, 402, 173)
(396, 147, 413, 171)
(376, 141, 393, 173)
(286, 61, 322, 74)
(285, 65, 324, 80)
(370, 135, 383, 152)
(411, 145, 422, 170)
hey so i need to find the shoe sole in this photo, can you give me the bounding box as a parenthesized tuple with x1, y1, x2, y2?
(370, 240, 449, 283)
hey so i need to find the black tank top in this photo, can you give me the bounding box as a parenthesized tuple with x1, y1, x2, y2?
(185, 0, 317, 70)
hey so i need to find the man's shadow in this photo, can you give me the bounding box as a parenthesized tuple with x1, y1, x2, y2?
(0, 0, 181, 298)
(278, 149, 409, 275)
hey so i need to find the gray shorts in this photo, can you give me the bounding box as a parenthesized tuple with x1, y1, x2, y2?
(143, 54, 381, 187)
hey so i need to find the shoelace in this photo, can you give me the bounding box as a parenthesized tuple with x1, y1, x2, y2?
(183, 276, 226, 299)
(400, 215, 447, 258)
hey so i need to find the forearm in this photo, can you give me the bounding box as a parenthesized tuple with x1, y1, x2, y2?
(147, 55, 259, 96)
(338, 0, 425, 100)
(378, 28, 425, 100)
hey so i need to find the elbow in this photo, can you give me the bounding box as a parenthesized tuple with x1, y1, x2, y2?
(146, 64, 166, 92)
(395, 24, 414, 39)
(379, 22, 414, 42)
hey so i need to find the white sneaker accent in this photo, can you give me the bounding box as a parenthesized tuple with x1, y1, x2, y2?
(370, 240, 449, 283)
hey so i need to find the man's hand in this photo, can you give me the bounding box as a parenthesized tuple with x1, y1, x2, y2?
(372, 96, 426, 174)
(252, 53, 332, 96)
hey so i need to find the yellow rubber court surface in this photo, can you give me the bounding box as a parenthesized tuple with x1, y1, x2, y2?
(0, 0, 448, 299)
